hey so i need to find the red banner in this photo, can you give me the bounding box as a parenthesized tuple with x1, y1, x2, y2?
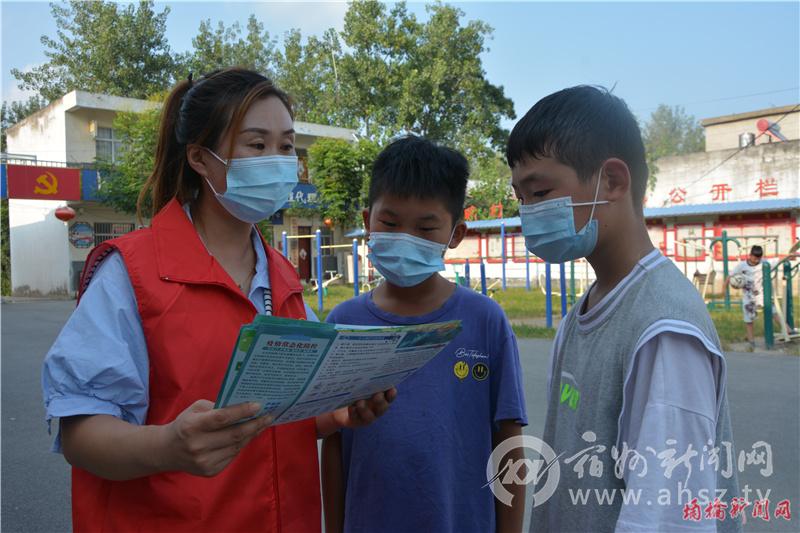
(6, 165, 81, 201)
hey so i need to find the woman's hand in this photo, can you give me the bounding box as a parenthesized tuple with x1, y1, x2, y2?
(160, 400, 273, 477)
(61, 400, 272, 481)
(315, 388, 397, 438)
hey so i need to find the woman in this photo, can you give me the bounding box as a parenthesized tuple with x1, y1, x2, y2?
(42, 68, 394, 532)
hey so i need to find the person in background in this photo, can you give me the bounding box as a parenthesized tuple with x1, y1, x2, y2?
(727, 245, 766, 349)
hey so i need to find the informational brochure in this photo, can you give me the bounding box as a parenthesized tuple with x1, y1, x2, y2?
(215, 315, 462, 425)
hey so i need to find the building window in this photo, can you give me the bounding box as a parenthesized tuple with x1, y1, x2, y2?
(94, 222, 135, 246)
(95, 127, 125, 163)
(321, 229, 334, 256)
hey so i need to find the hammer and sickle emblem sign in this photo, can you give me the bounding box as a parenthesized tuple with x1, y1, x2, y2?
(34, 172, 59, 195)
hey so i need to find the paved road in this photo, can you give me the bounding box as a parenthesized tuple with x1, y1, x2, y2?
(2, 301, 798, 532)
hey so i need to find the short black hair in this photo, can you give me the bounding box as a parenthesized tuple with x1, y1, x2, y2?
(505, 85, 649, 209)
(369, 135, 469, 225)
(750, 245, 764, 257)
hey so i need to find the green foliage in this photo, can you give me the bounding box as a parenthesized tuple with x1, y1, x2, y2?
(256, 220, 274, 245)
(283, 202, 319, 220)
(274, 29, 352, 127)
(337, 1, 413, 138)
(466, 154, 518, 219)
(95, 106, 161, 214)
(642, 105, 705, 190)
(12, 1, 174, 102)
(1, 96, 47, 152)
(335, 1, 514, 157)
(307, 138, 380, 227)
(511, 325, 557, 339)
(492, 287, 560, 320)
(305, 284, 560, 338)
(177, 15, 276, 78)
(10, 0, 515, 223)
(395, 3, 515, 157)
(1, 200, 10, 296)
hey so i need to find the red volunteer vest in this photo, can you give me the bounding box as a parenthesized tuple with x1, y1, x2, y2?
(72, 199, 320, 532)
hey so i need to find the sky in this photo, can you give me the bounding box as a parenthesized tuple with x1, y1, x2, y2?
(1, 1, 799, 130)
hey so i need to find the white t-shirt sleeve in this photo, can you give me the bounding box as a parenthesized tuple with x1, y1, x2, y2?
(615, 331, 721, 533)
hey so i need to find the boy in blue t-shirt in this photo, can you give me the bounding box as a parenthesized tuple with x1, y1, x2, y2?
(321, 136, 528, 533)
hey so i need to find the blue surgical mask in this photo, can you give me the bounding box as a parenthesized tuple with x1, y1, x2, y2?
(368, 231, 455, 287)
(520, 170, 609, 263)
(206, 149, 298, 223)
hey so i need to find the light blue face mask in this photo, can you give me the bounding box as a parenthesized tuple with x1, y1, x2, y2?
(367, 231, 455, 288)
(519, 170, 609, 263)
(206, 149, 299, 223)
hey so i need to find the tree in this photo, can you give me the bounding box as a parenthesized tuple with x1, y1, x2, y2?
(12, 1, 174, 102)
(337, 1, 416, 139)
(466, 154, 518, 220)
(275, 29, 358, 128)
(273, 29, 352, 127)
(307, 137, 380, 228)
(177, 15, 277, 79)
(331, 1, 515, 157)
(395, 3, 515, 158)
(96, 106, 162, 215)
(1, 96, 47, 152)
(642, 105, 705, 189)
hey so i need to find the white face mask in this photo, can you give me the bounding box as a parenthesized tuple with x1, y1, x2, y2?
(205, 149, 299, 223)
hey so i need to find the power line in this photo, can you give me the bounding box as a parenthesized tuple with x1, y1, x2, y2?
(658, 103, 800, 206)
(636, 87, 800, 114)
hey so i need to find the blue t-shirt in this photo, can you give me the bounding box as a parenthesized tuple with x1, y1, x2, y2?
(327, 285, 528, 533)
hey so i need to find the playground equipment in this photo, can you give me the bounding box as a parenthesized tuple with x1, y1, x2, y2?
(450, 254, 592, 328)
(538, 260, 591, 303)
(681, 231, 780, 309)
(762, 241, 800, 348)
(282, 230, 366, 313)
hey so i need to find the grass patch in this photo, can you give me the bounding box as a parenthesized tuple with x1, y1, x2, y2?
(490, 287, 563, 319)
(304, 284, 798, 345)
(709, 308, 763, 349)
(512, 324, 556, 339)
(708, 297, 799, 350)
(302, 284, 355, 322)
(303, 283, 564, 337)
